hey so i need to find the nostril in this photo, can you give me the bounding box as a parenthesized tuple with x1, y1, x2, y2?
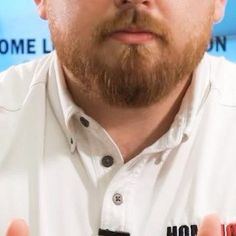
(122, 0, 132, 4)
(141, 0, 151, 6)
(114, 0, 151, 8)
(141, 1, 150, 7)
(114, 0, 131, 8)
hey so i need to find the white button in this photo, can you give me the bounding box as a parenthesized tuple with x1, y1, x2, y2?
(112, 193, 123, 205)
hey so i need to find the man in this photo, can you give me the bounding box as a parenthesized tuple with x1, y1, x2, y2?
(0, 0, 234, 235)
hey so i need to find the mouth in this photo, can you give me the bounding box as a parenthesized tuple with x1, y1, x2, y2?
(109, 27, 158, 45)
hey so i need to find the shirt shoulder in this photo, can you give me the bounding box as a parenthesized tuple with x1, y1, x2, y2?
(207, 54, 236, 106)
(0, 53, 54, 110)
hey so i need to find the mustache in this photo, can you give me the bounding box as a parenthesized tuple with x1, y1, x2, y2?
(93, 8, 171, 44)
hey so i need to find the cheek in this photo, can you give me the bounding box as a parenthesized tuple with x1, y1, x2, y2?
(165, 4, 214, 53)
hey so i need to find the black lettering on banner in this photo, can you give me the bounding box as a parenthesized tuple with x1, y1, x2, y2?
(208, 36, 227, 52)
(43, 38, 52, 53)
(0, 39, 37, 54)
(28, 39, 36, 54)
(0, 39, 9, 54)
(0, 38, 53, 55)
(11, 39, 24, 54)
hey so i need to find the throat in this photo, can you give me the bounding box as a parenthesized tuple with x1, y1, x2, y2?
(107, 108, 178, 163)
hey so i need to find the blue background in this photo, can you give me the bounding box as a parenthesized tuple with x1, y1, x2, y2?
(0, 0, 235, 71)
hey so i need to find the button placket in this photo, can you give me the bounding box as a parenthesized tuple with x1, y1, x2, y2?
(101, 189, 126, 231)
(100, 157, 148, 232)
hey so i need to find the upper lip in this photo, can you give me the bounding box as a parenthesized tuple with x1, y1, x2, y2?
(112, 27, 157, 35)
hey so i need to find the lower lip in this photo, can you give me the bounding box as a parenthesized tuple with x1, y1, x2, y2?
(110, 32, 156, 44)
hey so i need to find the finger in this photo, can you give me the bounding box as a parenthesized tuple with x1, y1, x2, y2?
(226, 223, 236, 236)
(6, 219, 29, 236)
(198, 214, 221, 236)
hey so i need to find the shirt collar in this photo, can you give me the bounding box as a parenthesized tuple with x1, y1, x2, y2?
(141, 53, 212, 154)
(47, 52, 212, 154)
(179, 52, 212, 137)
(48, 52, 82, 153)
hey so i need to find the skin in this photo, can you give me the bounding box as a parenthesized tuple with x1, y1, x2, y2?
(6, 219, 29, 236)
(5, 0, 227, 235)
(198, 215, 222, 236)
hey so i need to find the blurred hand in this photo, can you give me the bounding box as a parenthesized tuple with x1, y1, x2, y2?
(6, 219, 29, 236)
(198, 214, 221, 236)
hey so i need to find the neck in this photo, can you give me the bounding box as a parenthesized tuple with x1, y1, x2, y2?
(64, 70, 192, 162)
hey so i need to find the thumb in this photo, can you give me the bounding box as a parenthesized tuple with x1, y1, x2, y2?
(6, 219, 29, 236)
(198, 214, 222, 236)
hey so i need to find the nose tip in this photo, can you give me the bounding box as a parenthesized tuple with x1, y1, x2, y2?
(114, 0, 152, 9)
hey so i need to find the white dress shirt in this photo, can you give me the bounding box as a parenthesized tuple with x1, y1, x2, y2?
(1, 52, 236, 236)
